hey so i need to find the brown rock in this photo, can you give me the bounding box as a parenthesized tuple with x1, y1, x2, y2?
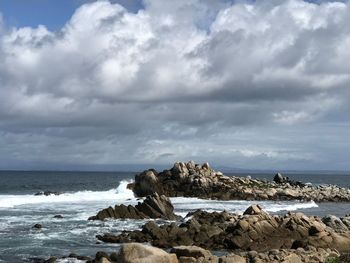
(118, 243, 178, 263)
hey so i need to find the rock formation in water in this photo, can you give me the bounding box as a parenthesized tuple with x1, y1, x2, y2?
(128, 161, 350, 202)
(88, 193, 180, 220)
(97, 205, 350, 254)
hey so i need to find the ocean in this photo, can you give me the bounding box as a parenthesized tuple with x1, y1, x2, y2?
(1, 171, 350, 262)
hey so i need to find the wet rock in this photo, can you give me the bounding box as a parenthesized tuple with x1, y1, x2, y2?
(34, 191, 61, 196)
(44, 257, 57, 263)
(89, 193, 180, 220)
(33, 224, 42, 229)
(53, 215, 63, 219)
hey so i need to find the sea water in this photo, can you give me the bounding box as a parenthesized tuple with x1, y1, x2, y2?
(0, 171, 349, 262)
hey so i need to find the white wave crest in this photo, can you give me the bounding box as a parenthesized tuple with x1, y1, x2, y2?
(171, 197, 318, 216)
(0, 180, 134, 208)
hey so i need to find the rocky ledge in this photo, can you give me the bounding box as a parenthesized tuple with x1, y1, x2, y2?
(128, 161, 350, 202)
(97, 205, 350, 253)
(88, 193, 180, 220)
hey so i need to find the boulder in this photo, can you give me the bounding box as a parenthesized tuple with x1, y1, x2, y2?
(117, 243, 178, 263)
(322, 215, 349, 232)
(243, 204, 264, 215)
(274, 173, 286, 184)
(170, 246, 212, 259)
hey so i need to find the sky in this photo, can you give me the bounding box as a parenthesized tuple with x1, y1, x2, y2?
(0, 0, 349, 171)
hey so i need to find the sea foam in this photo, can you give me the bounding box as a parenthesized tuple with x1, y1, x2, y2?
(0, 180, 135, 208)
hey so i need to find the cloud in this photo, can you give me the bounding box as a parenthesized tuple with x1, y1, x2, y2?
(0, 0, 349, 170)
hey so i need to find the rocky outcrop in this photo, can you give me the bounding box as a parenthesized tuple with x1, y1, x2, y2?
(128, 161, 350, 202)
(97, 206, 350, 253)
(89, 193, 180, 221)
(273, 173, 305, 187)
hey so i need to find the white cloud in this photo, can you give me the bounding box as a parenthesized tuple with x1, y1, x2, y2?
(0, 0, 349, 169)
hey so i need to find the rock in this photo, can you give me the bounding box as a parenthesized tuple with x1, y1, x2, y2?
(282, 254, 302, 263)
(243, 204, 264, 215)
(89, 193, 180, 220)
(322, 215, 349, 231)
(44, 257, 57, 263)
(219, 255, 246, 263)
(53, 215, 63, 219)
(95, 251, 111, 261)
(34, 191, 61, 196)
(170, 246, 212, 259)
(274, 173, 285, 184)
(117, 243, 178, 263)
(33, 224, 42, 229)
(133, 170, 160, 196)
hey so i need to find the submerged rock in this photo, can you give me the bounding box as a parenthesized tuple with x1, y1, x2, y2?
(34, 191, 61, 196)
(89, 193, 180, 221)
(33, 224, 42, 229)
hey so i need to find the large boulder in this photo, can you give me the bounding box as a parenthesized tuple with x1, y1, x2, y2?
(117, 243, 178, 263)
(89, 193, 180, 220)
(133, 170, 161, 196)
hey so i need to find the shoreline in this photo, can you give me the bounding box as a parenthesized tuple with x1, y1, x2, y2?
(2, 162, 350, 263)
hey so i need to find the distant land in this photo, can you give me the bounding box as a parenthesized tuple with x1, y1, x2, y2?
(0, 161, 349, 174)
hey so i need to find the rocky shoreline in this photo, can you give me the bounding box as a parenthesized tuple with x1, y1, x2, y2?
(96, 205, 350, 252)
(129, 161, 350, 202)
(35, 161, 350, 263)
(37, 243, 347, 263)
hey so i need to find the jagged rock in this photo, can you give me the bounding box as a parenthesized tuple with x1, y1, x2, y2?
(243, 204, 264, 215)
(117, 243, 178, 263)
(97, 207, 350, 254)
(89, 193, 180, 220)
(129, 161, 350, 202)
(274, 173, 285, 184)
(322, 215, 349, 232)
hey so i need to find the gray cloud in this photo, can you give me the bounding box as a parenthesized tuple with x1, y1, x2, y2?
(0, 0, 349, 170)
